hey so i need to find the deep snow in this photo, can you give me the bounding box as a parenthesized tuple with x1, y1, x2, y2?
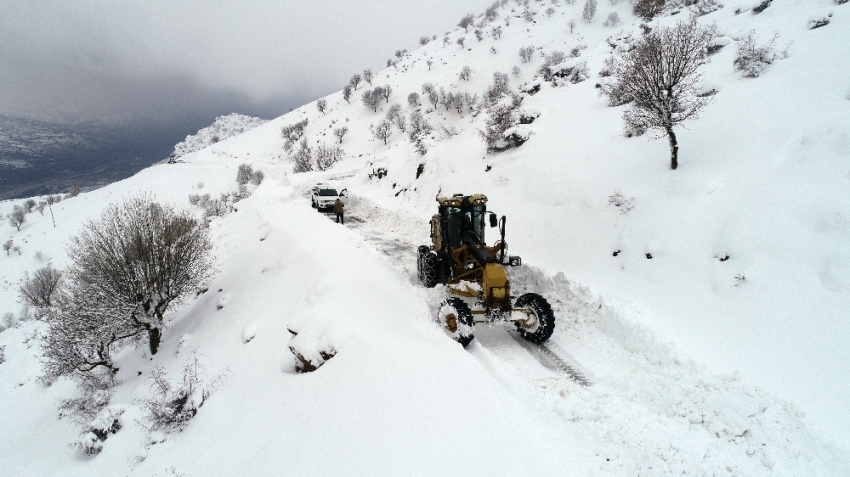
(1, 0, 850, 475)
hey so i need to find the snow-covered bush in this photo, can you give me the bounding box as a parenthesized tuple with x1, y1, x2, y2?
(459, 65, 472, 81)
(19, 265, 62, 310)
(491, 25, 502, 39)
(292, 139, 313, 173)
(342, 85, 353, 103)
(138, 354, 227, 433)
(691, 0, 722, 16)
(363, 68, 373, 85)
(608, 191, 635, 214)
(808, 14, 831, 30)
(752, 0, 772, 14)
(315, 144, 345, 171)
(733, 32, 780, 78)
(236, 164, 264, 186)
(419, 36, 431, 45)
(370, 121, 393, 145)
(3, 239, 14, 255)
(538, 51, 568, 81)
(349, 73, 362, 90)
(480, 73, 526, 152)
(407, 110, 433, 141)
(316, 98, 327, 114)
(72, 406, 124, 456)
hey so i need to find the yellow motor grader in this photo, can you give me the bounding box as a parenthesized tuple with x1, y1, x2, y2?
(417, 193, 555, 347)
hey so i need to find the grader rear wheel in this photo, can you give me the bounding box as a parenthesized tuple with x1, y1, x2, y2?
(514, 293, 555, 344)
(437, 297, 475, 347)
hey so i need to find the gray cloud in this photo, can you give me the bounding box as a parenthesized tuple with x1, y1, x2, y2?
(0, 0, 494, 123)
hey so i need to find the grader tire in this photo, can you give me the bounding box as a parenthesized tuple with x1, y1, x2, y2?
(417, 247, 438, 288)
(437, 297, 475, 347)
(514, 293, 555, 344)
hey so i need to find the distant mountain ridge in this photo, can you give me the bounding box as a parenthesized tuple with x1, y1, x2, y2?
(170, 113, 267, 160)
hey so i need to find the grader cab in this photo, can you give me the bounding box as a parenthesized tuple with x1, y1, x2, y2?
(417, 193, 554, 347)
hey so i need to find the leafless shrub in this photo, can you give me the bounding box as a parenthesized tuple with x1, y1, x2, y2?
(459, 65, 472, 80)
(370, 121, 393, 145)
(316, 144, 345, 171)
(138, 353, 227, 433)
(609, 20, 716, 169)
(603, 11, 620, 26)
(9, 206, 25, 231)
(519, 45, 535, 63)
(281, 119, 309, 143)
(292, 138, 313, 173)
(362, 89, 382, 112)
(633, 0, 665, 20)
(582, 0, 598, 21)
(419, 36, 431, 45)
(316, 98, 327, 114)
(363, 68, 373, 85)
(608, 191, 635, 214)
(408, 92, 421, 107)
(236, 164, 264, 186)
(456, 37, 466, 48)
(492, 26, 503, 39)
(343, 85, 353, 103)
(333, 126, 349, 143)
(407, 110, 433, 141)
(568, 19, 577, 33)
(19, 265, 63, 309)
(349, 73, 362, 90)
(733, 31, 780, 78)
(459, 13, 475, 31)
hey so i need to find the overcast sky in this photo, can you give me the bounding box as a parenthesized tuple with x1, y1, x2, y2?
(0, 0, 494, 124)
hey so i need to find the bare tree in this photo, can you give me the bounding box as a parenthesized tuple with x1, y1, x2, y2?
(362, 89, 382, 112)
(456, 37, 466, 48)
(316, 144, 345, 171)
(519, 46, 535, 63)
(419, 36, 431, 46)
(3, 239, 13, 256)
(380, 84, 392, 103)
(582, 0, 598, 21)
(370, 121, 393, 145)
(568, 19, 576, 33)
(343, 84, 353, 103)
(363, 68, 373, 85)
(491, 26, 502, 39)
(333, 126, 349, 144)
(23, 199, 37, 213)
(407, 110, 433, 141)
(68, 182, 81, 198)
(9, 206, 25, 231)
(19, 265, 63, 308)
(316, 98, 327, 114)
(633, 0, 665, 21)
(609, 20, 716, 170)
(459, 65, 472, 80)
(349, 73, 362, 90)
(408, 92, 421, 107)
(458, 13, 475, 31)
(41, 196, 213, 385)
(426, 59, 433, 70)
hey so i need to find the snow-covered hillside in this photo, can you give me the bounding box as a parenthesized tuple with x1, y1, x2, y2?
(2, 1, 849, 475)
(169, 113, 268, 160)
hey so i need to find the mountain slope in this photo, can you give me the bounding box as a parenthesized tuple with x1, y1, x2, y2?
(1, 0, 849, 475)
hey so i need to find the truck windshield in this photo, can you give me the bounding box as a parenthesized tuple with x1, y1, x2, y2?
(443, 204, 486, 247)
(318, 189, 338, 196)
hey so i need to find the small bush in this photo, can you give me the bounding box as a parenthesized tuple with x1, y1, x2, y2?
(333, 126, 349, 143)
(138, 354, 227, 434)
(603, 11, 620, 26)
(292, 139, 313, 173)
(19, 265, 63, 309)
(582, 0, 598, 21)
(733, 32, 779, 78)
(342, 85, 353, 103)
(236, 164, 264, 186)
(752, 0, 772, 14)
(281, 119, 309, 143)
(316, 98, 327, 114)
(459, 65, 472, 81)
(3, 239, 13, 256)
(9, 206, 25, 231)
(519, 45, 535, 63)
(407, 92, 420, 107)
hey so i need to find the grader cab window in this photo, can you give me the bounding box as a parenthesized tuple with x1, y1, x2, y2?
(442, 205, 486, 248)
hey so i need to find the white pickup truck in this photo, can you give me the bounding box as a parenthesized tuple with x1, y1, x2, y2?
(311, 184, 349, 211)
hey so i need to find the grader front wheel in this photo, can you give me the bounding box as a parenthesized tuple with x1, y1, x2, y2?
(437, 297, 475, 347)
(514, 293, 555, 344)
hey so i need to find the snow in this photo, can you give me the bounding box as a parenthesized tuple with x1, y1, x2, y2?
(2, 1, 850, 475)
(170, 113, 268, 160)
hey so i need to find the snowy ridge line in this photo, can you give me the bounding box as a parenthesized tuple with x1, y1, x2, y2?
(510, 332, 592, 387)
